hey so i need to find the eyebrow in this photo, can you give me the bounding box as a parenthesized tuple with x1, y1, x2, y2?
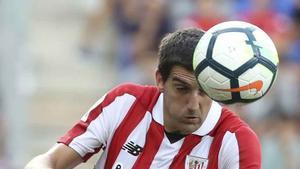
(172, 75, 205, 92)
(172, 76, 191, 86)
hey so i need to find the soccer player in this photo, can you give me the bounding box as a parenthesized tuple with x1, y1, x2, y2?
(25, 28, 261, 169)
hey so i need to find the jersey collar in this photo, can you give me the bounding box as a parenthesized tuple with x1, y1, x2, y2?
(152, 93, 222, 136)
(192, 101, 222, 136)
(152, 93, 164, 125)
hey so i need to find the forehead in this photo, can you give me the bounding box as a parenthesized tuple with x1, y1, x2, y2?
(169, 66, 198, 85)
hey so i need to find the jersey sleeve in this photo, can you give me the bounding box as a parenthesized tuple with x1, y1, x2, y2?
(57, 84, 139, 162)
(219, 126, 261, 169)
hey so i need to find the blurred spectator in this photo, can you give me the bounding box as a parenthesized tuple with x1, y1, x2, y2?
(167, 0, 196, 28)
(80, 0, 173, 84)
(232, 0, 294, 16)
(219, 2, 300, 168)
(232, 0, 297, 120)
(231, 0, 252, 15)
(260, 116, 300, 169)
(285, 5, 300, 64)
(179, 0, 229, 30)
(274, 4, 300, 117)
(234, 0, 292, 56)
(271, 0, 295, 16)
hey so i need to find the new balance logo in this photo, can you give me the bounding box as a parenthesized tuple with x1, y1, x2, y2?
(122, 141, 143, 156)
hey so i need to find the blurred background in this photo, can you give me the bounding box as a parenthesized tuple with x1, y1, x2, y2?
(0, 0, 300, 168)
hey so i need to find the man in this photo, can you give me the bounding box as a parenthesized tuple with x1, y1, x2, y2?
(25, 28, 261, 169)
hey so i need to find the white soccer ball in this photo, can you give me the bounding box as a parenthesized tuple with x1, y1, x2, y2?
(193, 21, 279, 104)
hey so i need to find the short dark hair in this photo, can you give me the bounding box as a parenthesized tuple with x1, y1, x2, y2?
(158, 28, 205, 82)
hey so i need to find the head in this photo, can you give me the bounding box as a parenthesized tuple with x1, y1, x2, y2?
(156, 28, 213, 135)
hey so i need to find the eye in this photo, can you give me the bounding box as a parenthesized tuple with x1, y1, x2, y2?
(175, 85, 189, 92)
(177, 87, 187, 91)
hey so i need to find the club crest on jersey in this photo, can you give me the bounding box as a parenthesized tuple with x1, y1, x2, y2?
(122, 141, 143, 156)
(112, 163, 123, 169)
(185, 155, 208, 169)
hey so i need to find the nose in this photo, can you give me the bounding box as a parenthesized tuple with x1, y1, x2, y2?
(186, 92, 200, 113)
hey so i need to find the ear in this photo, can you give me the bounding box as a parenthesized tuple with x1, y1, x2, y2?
(155, 69, 164, 92)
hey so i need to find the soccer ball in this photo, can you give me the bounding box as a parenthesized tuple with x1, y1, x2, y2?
(193, 21, 279, 104)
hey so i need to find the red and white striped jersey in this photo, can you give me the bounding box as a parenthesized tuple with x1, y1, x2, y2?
(58, 83, 261, 169)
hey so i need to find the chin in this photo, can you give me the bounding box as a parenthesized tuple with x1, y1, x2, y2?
(181, 124, 200, 135)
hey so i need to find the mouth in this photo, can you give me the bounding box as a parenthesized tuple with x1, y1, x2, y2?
(183, 116, 201, 124)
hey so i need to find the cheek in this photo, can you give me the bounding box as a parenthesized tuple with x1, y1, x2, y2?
(200, 97, 213, 111)
(164, 93, 182, 113)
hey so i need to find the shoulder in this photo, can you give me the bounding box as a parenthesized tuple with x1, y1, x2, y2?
(108, 83, 158, 97)
(211, 107, 261, 168)
(84, 83, 159, 118)
(106, 83, 160, 108)
(218, 108, 260, 151)
(214, 107, 260, 144)
(212, 107, 252, 133)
